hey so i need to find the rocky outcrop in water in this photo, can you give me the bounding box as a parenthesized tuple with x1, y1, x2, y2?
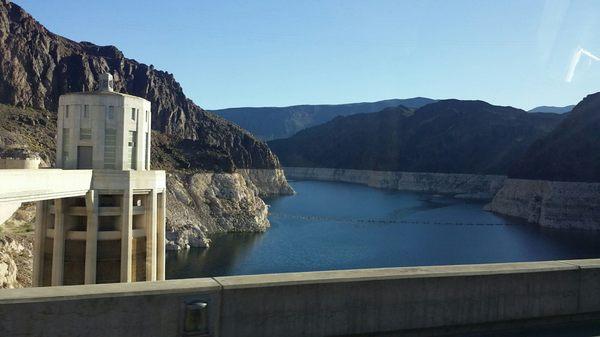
(162, 166, 292, 250)
(238, 169, 295, 197)
(166, 172, 270, 250)
(284, 167, 505, 200)
(485, 179, 600, 230)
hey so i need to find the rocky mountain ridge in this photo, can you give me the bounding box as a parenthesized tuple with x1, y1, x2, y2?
(269, 100, 564, 175)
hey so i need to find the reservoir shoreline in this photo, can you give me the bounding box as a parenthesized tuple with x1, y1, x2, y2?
(283, 167, 600, 230)
(283, 166, 506, 200)
(167, 180, 600, 279)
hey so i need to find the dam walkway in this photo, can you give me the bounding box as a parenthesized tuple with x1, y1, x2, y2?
(0, 169, 92, 203)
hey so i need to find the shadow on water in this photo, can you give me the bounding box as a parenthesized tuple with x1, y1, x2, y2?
(167, 180, 600, 279)
(166, 232, 264, 279)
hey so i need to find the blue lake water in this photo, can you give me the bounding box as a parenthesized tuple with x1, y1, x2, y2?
(166, 180, 600, 279)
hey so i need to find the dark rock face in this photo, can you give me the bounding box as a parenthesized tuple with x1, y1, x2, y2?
(0, 103, 55, 165)
(213, 97, 436, 141)
(0, 0, 280, 171)
(269, 100, 564, 175)
(509, 92, 600, 182)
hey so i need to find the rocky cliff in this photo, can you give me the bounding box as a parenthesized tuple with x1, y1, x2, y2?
(284, 167, 506, 200)
(485, 179, 600, 230)
(238, 169, 295, 197)
(509, 92, 600, 183)
(492, 92, 600, 228)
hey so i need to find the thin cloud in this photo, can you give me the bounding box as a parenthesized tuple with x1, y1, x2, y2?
(565, 47, 600, 82)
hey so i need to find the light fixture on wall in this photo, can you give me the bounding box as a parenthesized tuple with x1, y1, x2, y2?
(182, 300, 209, 336)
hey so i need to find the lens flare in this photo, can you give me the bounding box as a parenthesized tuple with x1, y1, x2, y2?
(565, 47, 600, 83)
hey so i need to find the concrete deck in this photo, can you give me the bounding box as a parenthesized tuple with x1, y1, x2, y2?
(0, 169, 166, 204)
(1, 259, 599, 337)
(0, 169, 92, 203)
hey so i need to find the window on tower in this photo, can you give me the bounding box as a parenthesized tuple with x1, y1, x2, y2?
(61, 128, 70, 164)
(80, 128, 92, 140)
(127, 130, 137, 170)
(104, 128, 117, 169)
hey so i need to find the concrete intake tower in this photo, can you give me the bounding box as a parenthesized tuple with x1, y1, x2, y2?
(33, 73, 167, 286)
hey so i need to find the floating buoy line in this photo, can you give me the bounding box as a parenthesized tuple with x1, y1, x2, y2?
(269, 212, 519, 227)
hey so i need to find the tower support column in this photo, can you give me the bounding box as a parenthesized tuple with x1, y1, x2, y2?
(51, 199, 65, 286)
(33, 200, 49, 287)
(120, 189, 133, 282)
(145, 190, 158, 281)
(84, 190, 99, 284)
(157, 191, 166, 281)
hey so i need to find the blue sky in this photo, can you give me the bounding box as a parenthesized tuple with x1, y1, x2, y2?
(15, 0, 600, 110)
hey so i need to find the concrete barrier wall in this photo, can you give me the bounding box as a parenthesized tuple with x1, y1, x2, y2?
(0, 278, 222, 336)
(0, 259, 599, 337)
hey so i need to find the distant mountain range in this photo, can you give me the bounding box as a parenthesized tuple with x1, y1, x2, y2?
(510, 93, 600, 182)
(528, 105, 574, 114)
(214, 99, 575, 141)
(268, 100, 565, 175)
(212, 97, 436, 140)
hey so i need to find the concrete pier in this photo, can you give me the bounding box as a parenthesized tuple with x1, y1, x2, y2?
(0, 259, 599, 336)
(30, 170, 166, 286)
